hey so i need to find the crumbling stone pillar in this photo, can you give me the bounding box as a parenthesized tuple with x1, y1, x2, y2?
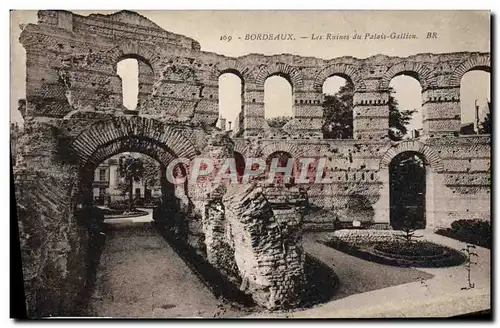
(189, 130, 235, 252)
(13, 119, 100, 317)
(202, 196, 226, 266)
(223, 184, 306, 310)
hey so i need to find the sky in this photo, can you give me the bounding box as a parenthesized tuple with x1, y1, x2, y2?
(10, 10, 490, 132)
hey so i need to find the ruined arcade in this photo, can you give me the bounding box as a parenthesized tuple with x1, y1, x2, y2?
(12, 10, 491, 317)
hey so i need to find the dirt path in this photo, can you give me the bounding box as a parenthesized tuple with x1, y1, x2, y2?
(303, 232, 433, 299)
(89, 220, 246, 318)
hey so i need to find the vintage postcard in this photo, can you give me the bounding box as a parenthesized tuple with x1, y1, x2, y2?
(10, 10, 491, 319)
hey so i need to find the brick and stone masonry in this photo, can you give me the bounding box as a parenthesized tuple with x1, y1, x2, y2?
(12, 10, 490, 316)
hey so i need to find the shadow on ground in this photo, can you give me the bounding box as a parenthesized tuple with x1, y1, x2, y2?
(154, 222, 342, 313)
(301, 254, 340, 307)
(153, 222, 258, 314)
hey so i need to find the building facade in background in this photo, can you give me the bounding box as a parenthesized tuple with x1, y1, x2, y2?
(92, 153, 162, 205)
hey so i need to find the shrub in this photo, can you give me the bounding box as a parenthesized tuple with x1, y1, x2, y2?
(374, 241, 443, 257)
(438, 219, 492, 249)
(109, 200, 130, 211)
(451, 219, 491, 237)
(99, 207, 123, 215)
(266, 116, 292, 128)
(144, 198, 161, 208)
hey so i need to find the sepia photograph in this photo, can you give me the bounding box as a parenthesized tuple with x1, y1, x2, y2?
(9, 8, 491, 319)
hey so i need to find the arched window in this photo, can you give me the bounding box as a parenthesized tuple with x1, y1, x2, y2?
(460, 70, 491, 135)
(218, 72, 243, 131)
(264, 75, 293, 127)
(117, 58, 139, 110)
(389, 74, 422, 140)
(322, 75, 353, 139)
(265, 151, 295, 186)
(234, 151, 246, 179)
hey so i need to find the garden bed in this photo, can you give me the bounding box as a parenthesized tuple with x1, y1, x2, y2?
(101, 207, 149, 219)
(324, 238, 466, 268)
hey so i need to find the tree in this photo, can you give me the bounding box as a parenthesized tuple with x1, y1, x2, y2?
(322, 82, 354, 139)
(266, 116, 292, 128)
(141, 156, 161, 200)
(322, 83, 416, 140)
(478, 101, 491, 134)
(388, 91, 417, 140)
(394, 207, 423, 243)
(118, 155, 145, 212)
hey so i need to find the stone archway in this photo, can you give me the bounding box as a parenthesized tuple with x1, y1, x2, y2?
(254, 63, 305, 91)
(261, 141, 306, 159)
(380, 140, 444, 172)
(377, 141, 443, 230)
(389, 151, 427, 230)
(449, 54, 491, 87)
(313, 63, 366, 92)
(234, 151, 246, 178)
(69, 116, 198, 239)
(70, 116, 198, 168)
(261, 142, 306, 186)
(265, 151, 296, 186)
(379, 61, 438, 91)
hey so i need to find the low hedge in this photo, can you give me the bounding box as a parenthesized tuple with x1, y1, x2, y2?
(436, 219, 491, 249)
(109, 200, 132, 211)
(324, 238, 466, 268)
(374, 241, 444, 257)
(99, 207, 123, 216)
(104, 209, 149, 219)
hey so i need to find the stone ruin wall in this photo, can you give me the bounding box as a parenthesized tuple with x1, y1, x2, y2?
(12, 10, 491, 315)
(188, 132, 307, 309)
(222, 184, 306, 310)
(233, 135, 491, 231)
(18, 10, 491, 231)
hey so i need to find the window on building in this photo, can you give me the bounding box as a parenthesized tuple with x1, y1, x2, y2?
(99, 168, 107, 181)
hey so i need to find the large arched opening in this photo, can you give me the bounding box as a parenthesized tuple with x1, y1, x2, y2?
(116, 55, 154, 112)
(460, 69, 491, 135)
(90, 152, 171, 212)
(265, 150, 296, 186)
(233, 151, 246, 179)
(389, 151, 427, 230)
(79, 143, 189, 237)
(67, 119, 199, 317)
(218, 71, 244, 132)
(264, 74, 294, 127)
(321, 75, 354, 139)
(70, 117, 196, 239)
(388, 72, 423, 140)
